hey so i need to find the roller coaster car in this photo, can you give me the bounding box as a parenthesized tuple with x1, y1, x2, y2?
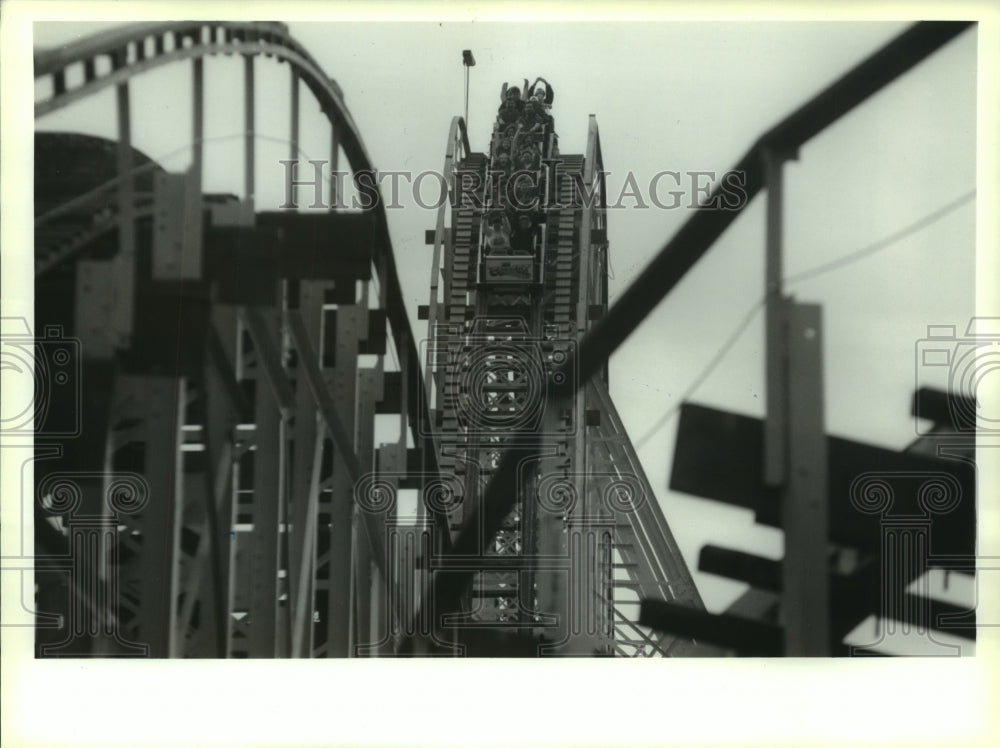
(476, 77, 557, 288)
(479, 211, 543, 286)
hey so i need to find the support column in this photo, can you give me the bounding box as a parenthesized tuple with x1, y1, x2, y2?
(290, 67, 299, 164)
(288, 282, 324, 656)
(192, 56, 204, 189)
(782, 303, 830, 655)
(763, 148, 787, 488)
(352, 369, 377, 654)
(113, 76, 135, 349)
(108, 375, 185, 657)
(233, 305, 285, 657)
(186, 306, 241, 657)
(243, 54, 256, 220)
(329, 119, 340, 209)
(326, 304, 361, 656)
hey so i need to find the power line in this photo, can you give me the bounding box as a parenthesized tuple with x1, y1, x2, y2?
(784, 189, 975, 286)
(631, 189, 976, 450)
(634, 299, 764, 450)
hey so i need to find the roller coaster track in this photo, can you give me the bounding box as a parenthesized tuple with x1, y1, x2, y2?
(34, 22, 418, 394)
(34, 19, 434, 490)
(32, 21, 439, 658)
(419, 101, 706, 655)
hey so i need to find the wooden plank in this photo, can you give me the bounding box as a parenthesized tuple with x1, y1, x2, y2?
(670, 404, 975, 557)
(640, 599, 783, 657)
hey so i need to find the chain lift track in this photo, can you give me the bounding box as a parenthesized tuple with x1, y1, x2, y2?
(423, 85, 706, 655)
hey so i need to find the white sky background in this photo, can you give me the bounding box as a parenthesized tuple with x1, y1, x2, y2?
(32, 20, 978, 613)
(6, 6, 999, 748)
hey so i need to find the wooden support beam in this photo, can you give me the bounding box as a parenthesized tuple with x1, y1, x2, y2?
(669, 404, 975, 557)
(235, 301, 285, 657)
(639, 599, 783, 657)
(189, 306, 241, 656)
(329, 112, 339, 209)
(241, 307, 295, 411)
(763, 148, 787, 488)
(783, 303, 830, 655)
(291, 422, 324, 658)
(113, 79, 135, 348)
(176, 447, 231, 657)
(326, 305, 361, 656)
(110, 375, 184, 657)
(192, 56, 203, 187)
(287, 281, 325, 656)
(286, 310, 363, 482)
(352, 367, 380, 655)
(243, 54, 255, 212)
(290, 67, 299, 164)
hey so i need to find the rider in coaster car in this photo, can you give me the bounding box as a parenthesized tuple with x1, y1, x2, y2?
(494, 152, 512, 179)
(499, 98, 521, 125)
(501, 82, 527, 105)
(513, 179, 537, 212)
(524, 99, 553, 136)
(510, 212, 539, 255)
(491, 152, 513, 207)
(516, 147, 540, 171)
(527, 78, 553, 107)
(484, 211, 512, 255)
(526, 80, 555, 137)
(498, 84, 525, 125)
